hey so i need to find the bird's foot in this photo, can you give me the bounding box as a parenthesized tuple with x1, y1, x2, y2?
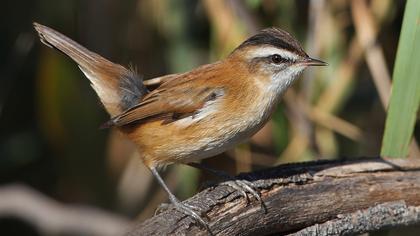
(221, 178, 266, 212)
(187, 162, 266, 213)
(149, 166, 213, 234)
(156, 198, 211, 233)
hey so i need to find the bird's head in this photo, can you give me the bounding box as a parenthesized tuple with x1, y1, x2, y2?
(229, 28, 327, 92)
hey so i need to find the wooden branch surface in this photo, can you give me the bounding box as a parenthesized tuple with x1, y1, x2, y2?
(125, 157, 420, 235)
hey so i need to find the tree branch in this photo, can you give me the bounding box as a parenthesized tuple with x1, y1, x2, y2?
(125, 157, 420, 235)
(290, 201, 420, 236)
(0, 185, 131, 236)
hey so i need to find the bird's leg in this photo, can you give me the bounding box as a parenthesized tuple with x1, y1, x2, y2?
(187, 162, 266, 212)
(149, 167, 211, 232)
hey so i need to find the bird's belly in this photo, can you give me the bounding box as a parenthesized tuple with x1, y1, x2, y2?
(127, 91, 276, 167)
(130, 113, 267, 167)
(175, 130, 246, 163)
(175, 112, 269, 162)
(167, 131, 254, 165)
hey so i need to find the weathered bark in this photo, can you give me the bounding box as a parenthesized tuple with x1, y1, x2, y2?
(290, 201, 420, 236)
(125, 157, 420, 235)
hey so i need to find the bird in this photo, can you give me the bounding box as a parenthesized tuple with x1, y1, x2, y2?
(33, 22, 327, 231)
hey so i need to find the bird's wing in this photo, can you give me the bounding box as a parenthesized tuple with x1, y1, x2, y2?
(143, 74, 179, 88)
(103, 80, 223, 127)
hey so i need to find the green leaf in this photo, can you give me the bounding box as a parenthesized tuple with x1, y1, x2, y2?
(381, 0, 420, 157)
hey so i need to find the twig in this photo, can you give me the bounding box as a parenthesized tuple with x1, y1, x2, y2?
(351, 0, 391, 107)
(0, 184, 131, 236)
(351, 0, 420, 158)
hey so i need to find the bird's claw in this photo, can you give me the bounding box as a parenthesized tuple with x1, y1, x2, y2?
(221, 179, 266, 212)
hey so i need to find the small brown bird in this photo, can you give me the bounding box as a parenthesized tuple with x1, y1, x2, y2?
(33, 23, 326, 229)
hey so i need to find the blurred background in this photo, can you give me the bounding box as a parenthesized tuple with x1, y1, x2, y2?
(0, 0, 419, 235)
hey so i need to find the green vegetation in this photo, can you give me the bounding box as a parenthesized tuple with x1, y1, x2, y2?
(381, 0, 420, 157)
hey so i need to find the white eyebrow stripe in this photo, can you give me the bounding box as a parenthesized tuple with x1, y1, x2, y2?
(246, 46, 299, 61)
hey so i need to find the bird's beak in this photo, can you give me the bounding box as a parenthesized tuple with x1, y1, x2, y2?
(302, 57, 328, 66)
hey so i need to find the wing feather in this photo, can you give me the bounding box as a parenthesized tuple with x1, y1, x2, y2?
(104, 85, 223, 127)
(102, 62, 225, 128)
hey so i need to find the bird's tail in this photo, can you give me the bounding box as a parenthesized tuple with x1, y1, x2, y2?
(33, 22, 147, 116)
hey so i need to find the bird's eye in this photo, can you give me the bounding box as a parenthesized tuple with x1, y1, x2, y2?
(271, 54, 286, 64)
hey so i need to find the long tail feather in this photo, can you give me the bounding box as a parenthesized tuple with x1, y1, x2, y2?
(33, 22, 147, 116)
